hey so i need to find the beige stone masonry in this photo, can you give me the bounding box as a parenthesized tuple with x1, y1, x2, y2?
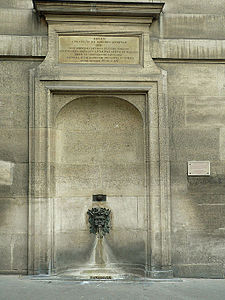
(0, 161, 14, 186)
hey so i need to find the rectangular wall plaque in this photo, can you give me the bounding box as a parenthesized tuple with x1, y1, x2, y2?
(93, 194, 106, 202)
(59, 35, 140, 65)
(188, 161, 210, 176)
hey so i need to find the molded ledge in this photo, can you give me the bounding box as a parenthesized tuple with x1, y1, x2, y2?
(33, 0, 164, 19)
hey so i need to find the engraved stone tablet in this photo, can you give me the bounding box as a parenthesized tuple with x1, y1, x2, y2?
(59, 35, 140, 65)
(188, 161, 210, 176)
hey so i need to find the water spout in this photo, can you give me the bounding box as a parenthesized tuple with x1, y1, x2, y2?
(87, 207, 111, 238)
(58, 207, 128, 279)
(89, 236, 108, 267)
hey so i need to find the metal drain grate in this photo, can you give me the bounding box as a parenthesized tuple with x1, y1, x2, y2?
(90, 276, 112, 280)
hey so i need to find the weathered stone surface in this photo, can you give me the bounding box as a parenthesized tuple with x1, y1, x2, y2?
(172, 198, 225, 231)
(186, 96, 225, 127)
(0, 129, 28, 163)
(158, 63, 220, 97)
(0, 164, 28, 198)
(54, 197, 91, 232)
(0, 161, 14, 186)
(163, 0, 225, 15)
(220, 128, 225, 161)
(0, 95, 28, 129)
(0, 8, 47, 36)
(55, 96, 145, 198)
(151, 39, 225, 60)
(57, 130, 143, 164)
(29, 163, 55, 197)
(108, 196, 146, 230)
(159, 14, 225, 40)
(0, 35, 47, 57)
(170, 128, 220, 162)
(168, 96, 186, 128)
(55, 96, 143, 131)
(0, 233, 27, 273)
(0, 197, 27, 232)
(53, 94, 146, 123)
(55, 231, 95, 270)
(217, 66, 225, 95)
(55, 164, 144, 196)
(107, 229, 147, 265)
(0, 0, 33, 9)
(173, 264, 224, 279)
(0, 61, 41, 96)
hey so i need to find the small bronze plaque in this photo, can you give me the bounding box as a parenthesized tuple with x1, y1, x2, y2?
(59, 35, 140, 65)
(93, 194, 106, 202)
(188, 161, 210, 176)
(90, 276, 112, 280)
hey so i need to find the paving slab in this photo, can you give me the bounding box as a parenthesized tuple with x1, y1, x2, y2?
(0, 276, 225, 300)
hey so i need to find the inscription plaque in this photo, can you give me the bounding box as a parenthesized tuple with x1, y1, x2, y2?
(188, 161, 210, 176)
(59, 35, 140, 65)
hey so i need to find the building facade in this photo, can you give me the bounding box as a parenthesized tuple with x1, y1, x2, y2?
(0, 0, 225, 278)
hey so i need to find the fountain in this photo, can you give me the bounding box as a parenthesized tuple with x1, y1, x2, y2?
(60, 204, 132, 280)
(85, 206, 114, 279)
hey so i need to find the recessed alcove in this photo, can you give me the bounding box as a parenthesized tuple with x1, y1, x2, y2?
(54, 96, 146, 274)
(55, 96, 144, 196)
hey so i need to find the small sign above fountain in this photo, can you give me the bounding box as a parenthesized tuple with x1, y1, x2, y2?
(93, 194, 106, 202)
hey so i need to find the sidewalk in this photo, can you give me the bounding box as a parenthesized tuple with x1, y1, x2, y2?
(0, 276, 224, 300)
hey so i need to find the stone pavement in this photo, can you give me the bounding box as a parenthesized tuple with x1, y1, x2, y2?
(0, 276, 225, 300)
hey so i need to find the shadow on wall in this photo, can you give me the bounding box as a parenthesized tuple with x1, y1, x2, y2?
(55, 234, 96, 273)
(187, 175, 225, 231)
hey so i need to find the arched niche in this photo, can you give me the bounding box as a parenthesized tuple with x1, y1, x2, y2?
(53, 95, 146, 274)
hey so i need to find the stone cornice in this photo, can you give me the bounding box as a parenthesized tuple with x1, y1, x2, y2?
(33, 0, 164, 19)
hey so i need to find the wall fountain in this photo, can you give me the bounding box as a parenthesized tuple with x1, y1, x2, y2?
(60, 198, 130, 280)
(29, 1, 172, 279)
(86, 206, 112, 279)
(54, 97, 148, 280)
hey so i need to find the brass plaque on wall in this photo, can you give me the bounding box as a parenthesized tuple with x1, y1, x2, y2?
(59, 35, 140, 65)
(188, 161, 210, 176)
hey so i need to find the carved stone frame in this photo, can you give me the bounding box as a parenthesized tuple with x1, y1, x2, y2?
(29, 0, 172, 278)
(28, 78, 172, 278)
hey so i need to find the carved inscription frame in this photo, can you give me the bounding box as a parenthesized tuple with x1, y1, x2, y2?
(58, 34, 142, 65)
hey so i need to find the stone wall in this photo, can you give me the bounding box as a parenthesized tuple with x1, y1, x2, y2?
(0, 0, 224, 277)
(152, 0, 225, 278)
(0, 0, 46, 274)
(158, 62, 225, 278)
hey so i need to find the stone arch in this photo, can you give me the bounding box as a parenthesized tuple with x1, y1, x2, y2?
(53, 95, 146, 274)
(54, 95, 144, 125)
